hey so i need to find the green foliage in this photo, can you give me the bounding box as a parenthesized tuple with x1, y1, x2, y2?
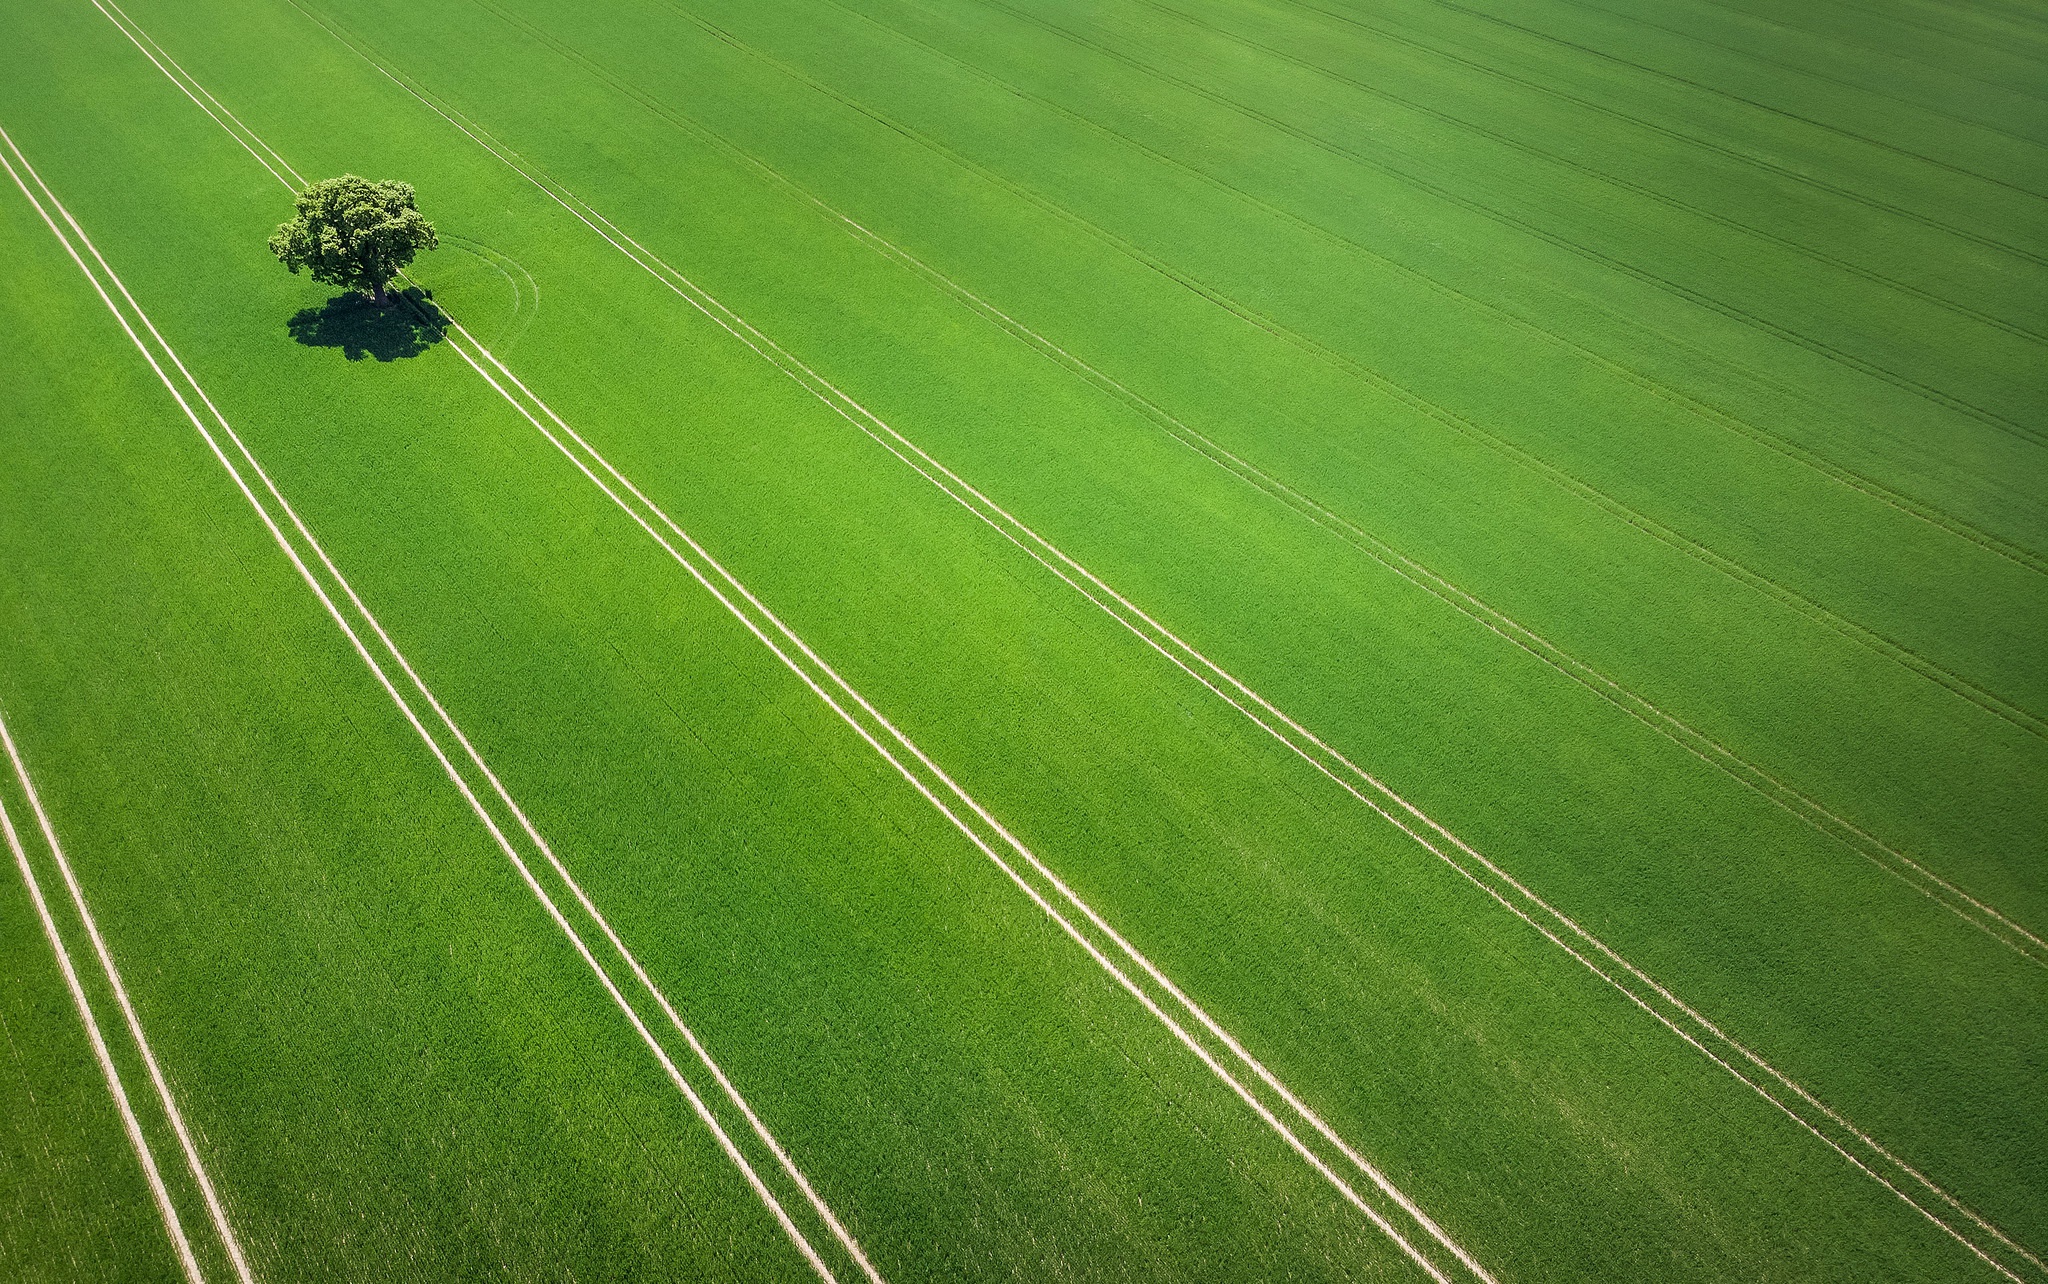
(268, 175, 436, 301)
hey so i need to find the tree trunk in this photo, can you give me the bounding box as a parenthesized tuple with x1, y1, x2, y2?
(372, 281, 389, 306)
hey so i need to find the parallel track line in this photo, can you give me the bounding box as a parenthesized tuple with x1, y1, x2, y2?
(0, 119, 863, 1284)
(392, 0, 2048, 965)
(88, 7, 1495, 1274)
(0, 724, 209, 1284)
(262, 37, 2045, 1277)
(621, 0, 2048, 733)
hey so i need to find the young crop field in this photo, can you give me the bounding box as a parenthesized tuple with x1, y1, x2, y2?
(1, 0, 2043, 1277)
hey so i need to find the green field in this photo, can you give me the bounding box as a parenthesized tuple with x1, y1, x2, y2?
(0, 0, 2042, 1277)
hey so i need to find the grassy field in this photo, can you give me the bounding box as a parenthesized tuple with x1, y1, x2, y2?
(0, 0, 2041, 1277)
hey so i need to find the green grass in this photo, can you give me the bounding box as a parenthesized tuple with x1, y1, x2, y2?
(0, 0, 2042, 1277)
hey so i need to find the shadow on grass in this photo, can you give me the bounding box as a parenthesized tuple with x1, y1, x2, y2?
(287, 287, 444, 361)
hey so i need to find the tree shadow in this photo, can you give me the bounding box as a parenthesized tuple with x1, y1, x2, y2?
(286, 287, 444, 362)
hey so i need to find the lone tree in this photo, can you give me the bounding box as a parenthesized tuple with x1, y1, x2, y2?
(269, 175, 437, 306)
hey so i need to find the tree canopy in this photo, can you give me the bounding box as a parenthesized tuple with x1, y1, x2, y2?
(268, 175, 437, 304)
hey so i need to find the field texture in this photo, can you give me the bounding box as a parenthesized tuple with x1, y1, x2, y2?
(0, 0, 2042, 1278)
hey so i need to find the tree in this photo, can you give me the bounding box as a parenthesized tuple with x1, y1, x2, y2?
(268, 175, 437, 306)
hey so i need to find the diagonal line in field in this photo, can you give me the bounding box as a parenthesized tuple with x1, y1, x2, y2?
(316, 0, 2048, 972)
(1420, 0, 2048, 202)
(240, 26, 2048, 1279)
(9, 760, 259, 1278)
(390, 99, 1495, 1284)
(69, 5, 1492, 1277)
(433, 315, 1476, 1284)
(1546, 0, 2048, 154)
(0, 728, 257, 1284)
(1184, 0, 2048, 334)
(0, 723, 210, 1284)
(815, 212, 2048, 966)
(62, 14, 885, 1277)
(1057, 0, 2048, 548)
(590, 0, 2048, 742)
(952, 0, 2048, 452)
(0, 124, 867, 1284)
(814, 197, 2048, 968)
(62, 2, 2048, 1278)
(465, 183, 2041, 1277)
(1281, 0, 2048, 272)
(472, 0, 2044, 969)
